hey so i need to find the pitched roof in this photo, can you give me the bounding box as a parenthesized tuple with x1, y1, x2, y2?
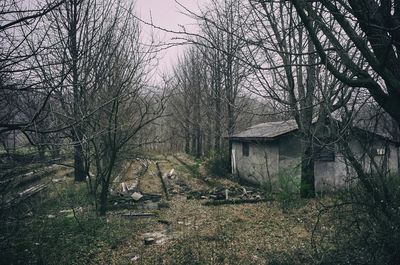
(230, 120, 298, 140)
(230, 118, 399, 143)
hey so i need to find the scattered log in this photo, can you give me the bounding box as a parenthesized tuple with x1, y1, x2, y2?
(52, 176, 68, 183)
(141, 193, 162, 202)
(122, 212, 157, 218)
(121, 182, 128, 192)
(18, 183, 47, 198)
(158, 219, 171, 226)
(203, 198, 269, 206)
(2, 183, 47, 210)
(1, 164, 59, 189)
(19, 165, 59, 187)
(167, 169, 176, 179)
(156, 162, 170, 200)
(137, 158, 149, 178)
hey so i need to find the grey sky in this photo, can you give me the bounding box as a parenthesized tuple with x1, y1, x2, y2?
(135, 0, 201, 74)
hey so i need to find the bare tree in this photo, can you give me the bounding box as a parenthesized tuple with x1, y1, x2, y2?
(226, 1, 353, 197)
(81, 3, 163, 216)
(28, 0, 131, 181)
(287, 0, 400, 126)
(0, 0, 65, 134)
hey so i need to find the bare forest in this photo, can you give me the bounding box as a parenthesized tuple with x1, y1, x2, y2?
(1, 0, 400, 264)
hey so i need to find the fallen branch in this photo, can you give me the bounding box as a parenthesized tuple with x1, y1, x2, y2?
(156, 162, 170, 200)
(203, 198, 269, 206)
(2, 183, 47, 210)
(122, 212, 157, 218)
(1, 164, 59, 189)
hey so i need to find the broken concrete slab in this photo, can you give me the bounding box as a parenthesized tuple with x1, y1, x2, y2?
(131, 192, 143, 201)
(142, 230, 171, 245)
(144, 237, 155, 245)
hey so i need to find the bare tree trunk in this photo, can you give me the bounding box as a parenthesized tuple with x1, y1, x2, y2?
(68, 0, 86, 182)
(299, 33, 317, 198)
(300, 139, 315, 198)
(74, 142, 86, 181)
(38, 145, 46, 161)
(206, 124, 212, 154)
(99, 179, 109, 216)
(214, 51, 222, 151)
(184, 127, 190, 154)
(195, 86, 202, 158)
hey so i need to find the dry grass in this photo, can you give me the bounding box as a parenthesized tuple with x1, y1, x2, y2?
(1, 155, 329, 265)
(102, 196, 320, 265)
(137, 162, 163, 195)
(93, 154, 323, 265)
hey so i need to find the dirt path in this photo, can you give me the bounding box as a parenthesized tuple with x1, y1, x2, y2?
(102, 154, 320, 265)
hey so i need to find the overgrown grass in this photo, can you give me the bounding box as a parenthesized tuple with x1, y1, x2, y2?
(173, 155, 201, 177)
(313, 173, 400, 265)
(2, 157, 360, 265)
(204, 150, 230, 178)
(0, 180, 146, 265)
(261, 166, 304, 212)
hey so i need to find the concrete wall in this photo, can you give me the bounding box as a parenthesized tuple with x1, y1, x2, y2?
(232, 136, 399, 192)
(278, 135, 301, 171)
(314, 152, 350, 191)
(349, 138, 399, 174)
(388, 144, 399, 173)
(232, 141, 279, 185)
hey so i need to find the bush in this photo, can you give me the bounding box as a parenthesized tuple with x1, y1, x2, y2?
(204, 150, 230, 177)
(272, 167, 301, 211)
(315, 173, 400, 265)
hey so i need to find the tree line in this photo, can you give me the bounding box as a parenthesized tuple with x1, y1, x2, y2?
(1, 0, 164, 215)
(159, 1, 400, 263)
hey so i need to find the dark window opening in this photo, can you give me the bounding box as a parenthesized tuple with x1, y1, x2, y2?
(242, 142, 249, 157)
(316, 146, 335, 162)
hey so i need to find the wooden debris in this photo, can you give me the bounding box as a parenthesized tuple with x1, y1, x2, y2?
(167, 169, 176, 179)
(2, 183, 47, 210)
(156, 162, 170, 200)
(203, 198, 269, 206)
(52, 176, 68, 183)
(121, 212, 157, 218)
(18, 183, 46, 197)
(158, 219, 171, 226)
(1, 164, 59, 189)
(121, 182, 128, 192)
(141, 193, 162, 202)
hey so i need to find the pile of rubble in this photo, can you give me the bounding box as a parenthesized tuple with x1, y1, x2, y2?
(109, 159, 167, 210)
(187, 185, 267, 206)
(161, 168, 191, 196)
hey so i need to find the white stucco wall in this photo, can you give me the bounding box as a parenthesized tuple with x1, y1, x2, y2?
(232, 141, 279, 185)
(232, 136, 399, 192)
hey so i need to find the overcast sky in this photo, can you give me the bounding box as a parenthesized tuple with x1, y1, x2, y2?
(135, 0, 202, 75)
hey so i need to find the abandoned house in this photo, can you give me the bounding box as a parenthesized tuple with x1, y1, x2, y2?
(229, 120, 400, 191)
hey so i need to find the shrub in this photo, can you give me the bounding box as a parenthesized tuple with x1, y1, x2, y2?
(274, 167, 301, 211)
(315, 173, 400, 265)
(204, 150, 231, 178)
